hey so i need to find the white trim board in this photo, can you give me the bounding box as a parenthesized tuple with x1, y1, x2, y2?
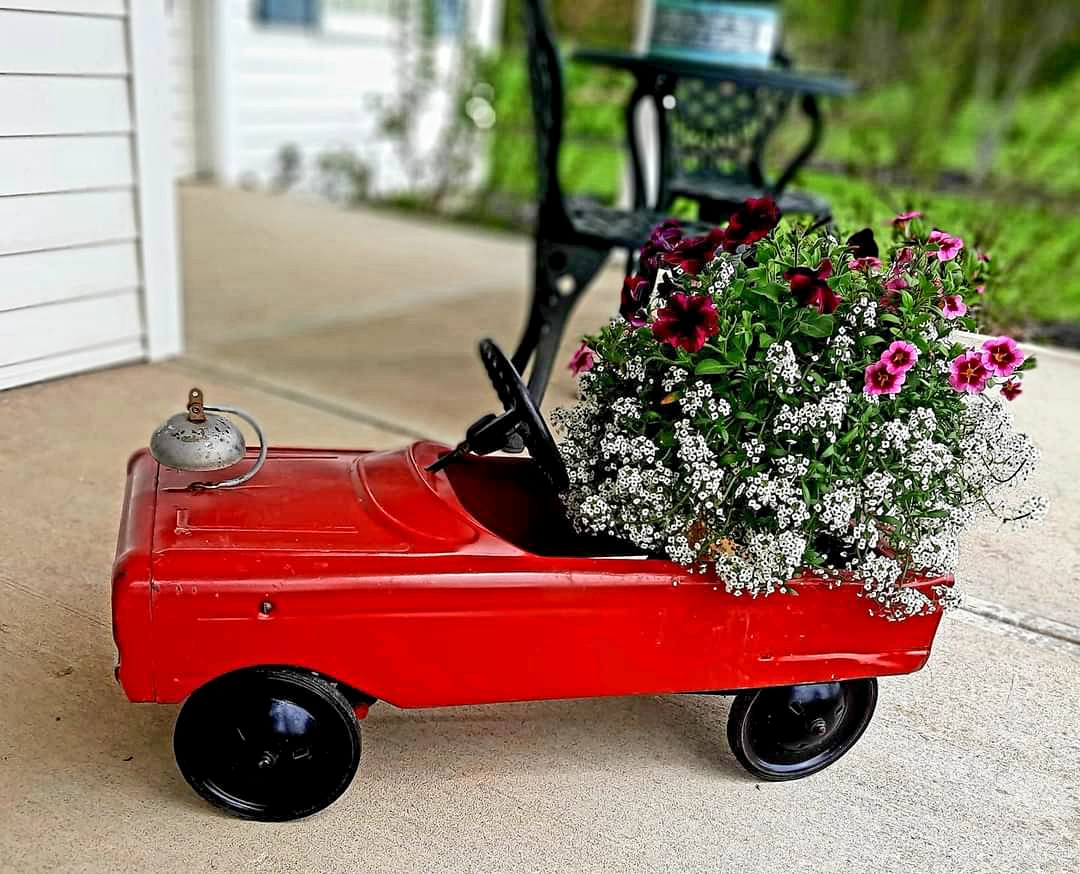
(0, 339, 143, 392)
(128, 0, 184, 360)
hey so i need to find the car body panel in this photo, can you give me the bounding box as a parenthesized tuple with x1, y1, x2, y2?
(113, 442, 951, 707)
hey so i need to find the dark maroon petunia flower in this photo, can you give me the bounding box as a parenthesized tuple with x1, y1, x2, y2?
(660, 227, 727, 275)
(846, 227, 879, 259)
(784, 258, 840, 314)
(878, 290, 900, 312)
(619, 275, 652, 327)
(638, 219, 684, 278)
(722, 196, 781, 252)
(651, 292, 720, 353)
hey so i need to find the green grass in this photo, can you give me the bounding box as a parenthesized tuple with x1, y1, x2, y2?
(813, 71, 1080, 195)
(469, 53, 1080, 332)
(798, 171, 1080, 329)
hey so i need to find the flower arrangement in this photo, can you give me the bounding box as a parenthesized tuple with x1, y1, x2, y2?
(555, 199, 1045, 620)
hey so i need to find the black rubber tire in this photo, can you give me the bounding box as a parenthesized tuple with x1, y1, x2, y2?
(726, 679, 877, 781)
(174, 667, 361, 821)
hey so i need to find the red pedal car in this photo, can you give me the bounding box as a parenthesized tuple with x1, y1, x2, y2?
(112, 340, 951, 821)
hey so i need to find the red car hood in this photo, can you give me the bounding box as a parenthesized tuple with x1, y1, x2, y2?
(150, 441, 489, 557)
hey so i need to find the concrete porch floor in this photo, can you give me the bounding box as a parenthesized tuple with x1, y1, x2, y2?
(0, 185, 1077, 873)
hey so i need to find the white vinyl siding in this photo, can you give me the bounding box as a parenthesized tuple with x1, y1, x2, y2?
(0, 9, 129, 75)
(0, 190, 138, 256)
(0, 291, 143, 370)
(167, 1, 501, 193)
(0, 2, 125, 13)
(225, 0, 399, 191)
(200, 1, 499, 194)
(0, 76, 131, 135)
(0, 2, 182, 390)
(0, 135, 134, 196)
(0, 242, 140, 311)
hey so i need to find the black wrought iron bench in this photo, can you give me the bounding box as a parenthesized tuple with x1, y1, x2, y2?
(656, 56, 831, 223)
(513, 0, 714, 400)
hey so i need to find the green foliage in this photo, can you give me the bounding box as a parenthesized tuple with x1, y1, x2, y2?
(470, 44, 1080, 332)
(502, 0, 636, 47)
(481, 53, 629, 204)
(812, 70, 1080, 193)
(802, 171, 1080, 327)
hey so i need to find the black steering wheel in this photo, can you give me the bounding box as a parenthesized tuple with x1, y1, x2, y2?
(427, 339, 569, 492)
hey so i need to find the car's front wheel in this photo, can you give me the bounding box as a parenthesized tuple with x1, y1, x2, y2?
(174, 667, 361, 821)
(726, 679, 877, 781)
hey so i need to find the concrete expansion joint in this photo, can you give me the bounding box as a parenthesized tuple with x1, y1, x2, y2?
(959, 595, 1080, 656)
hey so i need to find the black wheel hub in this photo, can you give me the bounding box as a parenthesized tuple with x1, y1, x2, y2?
(749, 683, 850, 761)
(727, 679, 877, 781)
(174, 669, 361, 821)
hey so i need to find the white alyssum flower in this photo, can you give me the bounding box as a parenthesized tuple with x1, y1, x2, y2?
(551, 227, 1043, 622)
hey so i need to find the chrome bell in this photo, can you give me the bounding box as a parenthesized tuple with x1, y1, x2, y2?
(149, 388, 267, 490)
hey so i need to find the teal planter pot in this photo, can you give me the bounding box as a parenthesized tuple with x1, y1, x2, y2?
(648, 0, 780, 67)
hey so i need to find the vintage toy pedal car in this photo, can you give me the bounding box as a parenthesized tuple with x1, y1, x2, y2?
(112, 339, 951, 821)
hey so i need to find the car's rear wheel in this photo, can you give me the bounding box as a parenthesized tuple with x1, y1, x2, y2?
(174, 667, 361, 821)
(726, 679, 877, 781)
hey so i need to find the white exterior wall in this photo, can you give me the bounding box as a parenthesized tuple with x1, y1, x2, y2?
(167, 0, 204, 178)
(170, 0, 500, 194)
(227, 0, 401, 191)
(0, 1, 183, 390)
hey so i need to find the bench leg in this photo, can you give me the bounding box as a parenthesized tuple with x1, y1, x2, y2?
(512, 237, 610, 403)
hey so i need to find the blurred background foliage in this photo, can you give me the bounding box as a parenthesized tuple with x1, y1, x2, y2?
(389, 0, 1080, 339)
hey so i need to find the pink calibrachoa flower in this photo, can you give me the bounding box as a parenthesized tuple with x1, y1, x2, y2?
(893, 247, 915, 266)
(976, 285, 986, 295)
(884, 273, 909, 291)
(927, 229, 965, 262)
(881, 340, 919, 375)
(941, 294, 967, 319)
(848, 256, 883, 273)
(982, 336, 1025, 376)
(977, 250, 991, 263)
(651, 292, 719, 353)
(948, 351, 991, 393)
(864, 360, 906, 396)
(891, 210, 922, 228)
(1001, 379, 1023, 401)
(568, 342, 595, 375)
